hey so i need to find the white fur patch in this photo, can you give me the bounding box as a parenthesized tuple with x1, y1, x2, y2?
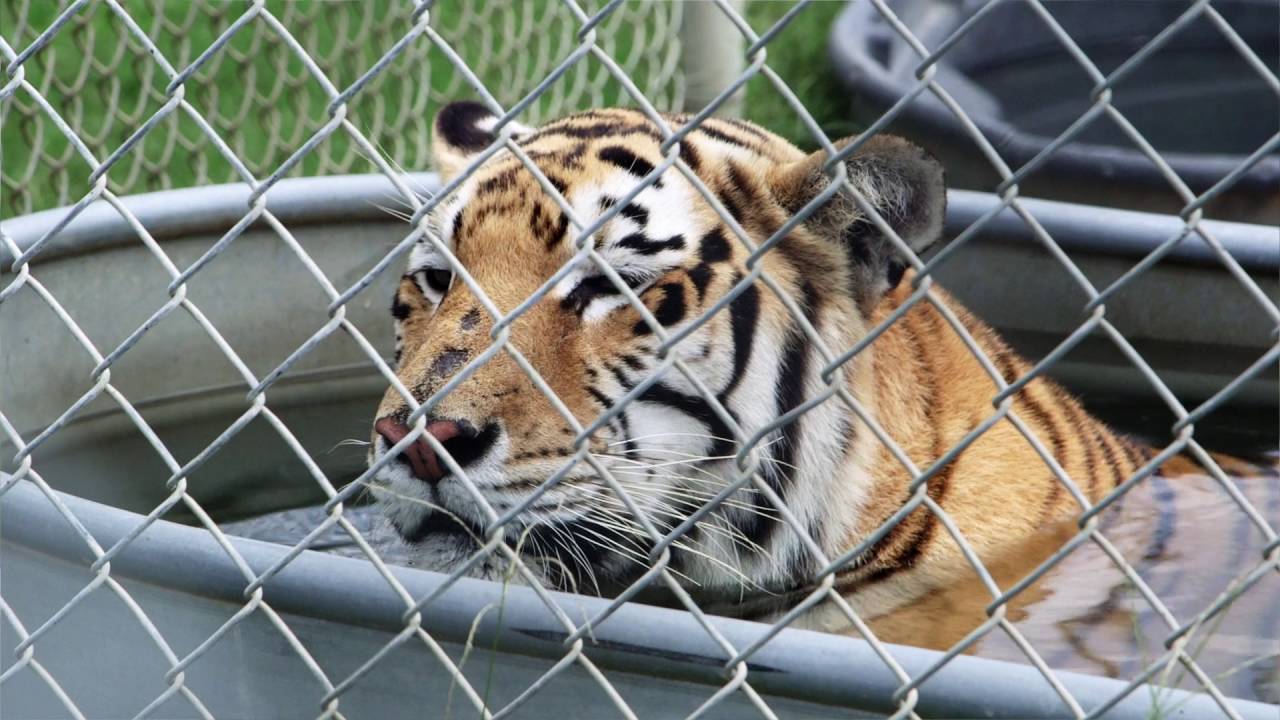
(548, 169, 704, 322)
(475, 115, 533, 139)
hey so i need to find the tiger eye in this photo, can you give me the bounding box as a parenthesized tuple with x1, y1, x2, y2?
(424, 269, 452, 293)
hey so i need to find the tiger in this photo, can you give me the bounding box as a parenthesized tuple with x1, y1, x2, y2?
(367, 102, 1279, 692)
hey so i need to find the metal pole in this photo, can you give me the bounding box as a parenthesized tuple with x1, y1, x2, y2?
(679, 0, 747, 117)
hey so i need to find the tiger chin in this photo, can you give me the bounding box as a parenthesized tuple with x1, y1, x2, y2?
(365, 102, 1229, 635)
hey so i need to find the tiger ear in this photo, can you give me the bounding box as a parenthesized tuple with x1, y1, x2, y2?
(766, 134, 946, 306)
(432, 101, 533, 182)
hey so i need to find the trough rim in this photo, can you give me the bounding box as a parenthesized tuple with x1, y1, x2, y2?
(3, 476, 1277, 719)
(2, 175, 1276, 716)
(1, 173, 1276, 273)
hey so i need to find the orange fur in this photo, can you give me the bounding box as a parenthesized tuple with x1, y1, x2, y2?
(371, 106, 1277, 651)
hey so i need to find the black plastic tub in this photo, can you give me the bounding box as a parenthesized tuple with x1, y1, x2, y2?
(829, 0, 1280, 223)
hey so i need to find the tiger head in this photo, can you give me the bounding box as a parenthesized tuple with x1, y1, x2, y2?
(369, 102, 946, 597)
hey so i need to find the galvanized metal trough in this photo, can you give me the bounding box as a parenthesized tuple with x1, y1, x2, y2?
(2, 175, 1276, 718)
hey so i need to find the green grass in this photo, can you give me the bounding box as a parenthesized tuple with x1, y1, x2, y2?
(742, 0, 862, 149)
(1, 1, 854, 217)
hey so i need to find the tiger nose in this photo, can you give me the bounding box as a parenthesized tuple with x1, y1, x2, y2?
(374, 417, 486, 485)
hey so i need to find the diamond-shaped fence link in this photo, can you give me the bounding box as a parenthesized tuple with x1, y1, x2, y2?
(1, 1, 1277, 719)
(0, 0, 684, 217)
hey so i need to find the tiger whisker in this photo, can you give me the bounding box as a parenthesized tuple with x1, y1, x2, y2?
(607, 476, 778, 519)
(551, 504, 703, 586)
(590, 478, 780, 573)
(544, 521, 604, 597)
(531, 494, 608, 596)
(526, 529, 583, 596)
(366, 200, 415, 223)
(598, 454, 772, 495)
(362, 484, 485, 543)
(592, 452, 790, 510)
(597, 437, 784, 461)
(359, 136, 435, 205)
(593, 440, 799, 474)
(606, 431, 746, 447)
(592, 492, 773, 562)
(575, 513, 711, 587)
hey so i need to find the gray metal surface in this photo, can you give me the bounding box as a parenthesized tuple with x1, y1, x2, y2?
(2, 174, 1276, 718)
(4, 1, 1278, 716)
(6, 477, 1276, 720)
(4, 175, 1274, 432)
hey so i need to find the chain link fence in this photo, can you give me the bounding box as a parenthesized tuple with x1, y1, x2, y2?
(0, 0, 685, 217)
(2, 0, 1278, 718)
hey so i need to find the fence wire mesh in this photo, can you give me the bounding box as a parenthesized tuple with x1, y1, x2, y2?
(0, 0, 683, 217)
(1, 1, 1277, 719)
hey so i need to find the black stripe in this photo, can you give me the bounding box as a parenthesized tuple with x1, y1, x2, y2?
(678, 138, 701, 171)
(586, 384, 612, 409)
(720, 277, 758, 398)
(723, 162, 764, 232)
(719, 187, 743, 224)
(617, 232, 684, 255)
(598, 145, 662, 187)
(992, 349, 1061, 462)
(604, 361, 635, 392)
(699, 227, 731, 263)
(636, 382, 735, 458)
(561, 109, 628, 123)
(655, 283, 688, 326)
(450, 209, 464, 240)
(602, 363, 638, 453)
(561, 276, 620, 313)
(529, 203, 556, 247)
(1060, 395, 1100, 498)
(752, 283, 822, 569)
(632, 283, 684, 335)
(526, 122, 663, 144)
(1095, 427, 1125, 491)
(390, 296, 412, 320)
(1019, 393, 1068, 500)
(1118, 438, 1146, 474)
(726, 161, 762, 205)
(715, 118, 768, 140)
(992, 348, 1072, 518)
(688, 263, 712, 301)
(527, 143, 588, 169)
(619, 202, 649, 228)
(477, 168, 519, 194)
(539, 209, 569, 250)
(464, 199, 525, 236)
(585, 383, 630, 446)
(856, 308, 946, 584)
(858, 449, 956, 587)
(693, 123, 756, 149)
(560, 271, 650, 315)
(545, 173, 569, 197)
(727, 160, 783, 240)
